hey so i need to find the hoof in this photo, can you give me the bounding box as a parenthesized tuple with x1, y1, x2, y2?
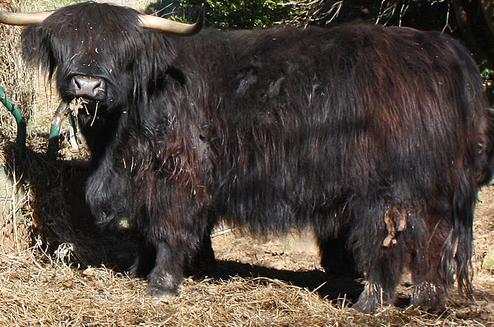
(352, 282, 384, 313)
(146, 284, 178, 298)
(147, 270, 180, 298)
(127, 261, 140, 278)
(352, 298, 378, 314)
(410, 282, 446, 313)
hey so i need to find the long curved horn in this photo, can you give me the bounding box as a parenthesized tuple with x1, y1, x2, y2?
(0, 11, 52, 26)
(139, 7, 204, 36)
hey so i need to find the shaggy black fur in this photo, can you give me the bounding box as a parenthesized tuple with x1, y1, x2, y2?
(20, 2, 494, 312)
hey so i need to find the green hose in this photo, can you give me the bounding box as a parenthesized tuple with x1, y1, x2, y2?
(47, 101, 68, 159)
(0, 85, 26, 147)
(49, 101, 68, 140)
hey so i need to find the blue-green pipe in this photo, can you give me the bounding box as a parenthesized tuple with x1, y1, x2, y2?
(47, 101, 69, 159)
(49, 101, 68, 140)
(0, 85, 26, 147)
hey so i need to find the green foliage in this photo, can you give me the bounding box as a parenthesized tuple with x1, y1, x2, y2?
(481, 67, 494, 81)
(205, 0, 290, 28)
(483, 248, 494, 273)
(150, 0, 292, 29)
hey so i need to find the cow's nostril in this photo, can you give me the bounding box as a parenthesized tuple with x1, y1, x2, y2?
(73, 76, 82, 89)
(70, 75, 106, 99)
(94, 80, 106, 95)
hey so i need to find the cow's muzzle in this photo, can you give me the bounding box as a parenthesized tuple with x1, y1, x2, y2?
(70, 75, 106, 101)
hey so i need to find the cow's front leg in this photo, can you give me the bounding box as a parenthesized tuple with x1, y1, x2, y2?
(140, 179, 212, 296)
(186, 219, 216, 276)
(128, 238, 156, 278)
(147, 240, 184, 297)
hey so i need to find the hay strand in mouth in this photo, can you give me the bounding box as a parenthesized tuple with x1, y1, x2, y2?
(90, 101, 99, 127)
(68, 97, 87, 116)
(66, 97, 99, 127)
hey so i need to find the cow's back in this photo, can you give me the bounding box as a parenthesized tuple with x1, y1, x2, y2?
(183, 24, 490, 231)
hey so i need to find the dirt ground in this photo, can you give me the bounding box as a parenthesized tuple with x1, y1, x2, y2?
(473, 186, 494, 268)
(210, 198, 494, 318)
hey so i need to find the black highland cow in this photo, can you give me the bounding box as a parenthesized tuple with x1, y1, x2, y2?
(1, 2, 493, 313)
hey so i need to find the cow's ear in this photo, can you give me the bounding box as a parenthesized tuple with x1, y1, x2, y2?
(21, 25, 56, 80)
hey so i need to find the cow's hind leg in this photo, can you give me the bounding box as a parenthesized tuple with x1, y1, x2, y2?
(350, 203, 407, 313)
(410, 281, 446, 312)
(318, 236, 358, 277)
(315, 209, 358, 277)
(352, 252, 404, 313)
(408, 206, 472, 312)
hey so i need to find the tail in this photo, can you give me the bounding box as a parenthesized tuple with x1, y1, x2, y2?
(452, 83, 494, 296)
(451, 180, 475, 298)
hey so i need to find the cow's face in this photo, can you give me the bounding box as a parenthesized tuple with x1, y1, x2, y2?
(21, 3, 145, 113)
(3, 2, 202, 114)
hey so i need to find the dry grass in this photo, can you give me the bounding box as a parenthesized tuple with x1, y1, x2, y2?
(0, 0, 35, 146)
(0, 246, 491, 326)
(0, 0, 35, 253)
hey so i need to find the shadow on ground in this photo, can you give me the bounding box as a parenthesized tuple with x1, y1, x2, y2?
(209, 260, 364, 303)
(2, 143, 138, 270)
